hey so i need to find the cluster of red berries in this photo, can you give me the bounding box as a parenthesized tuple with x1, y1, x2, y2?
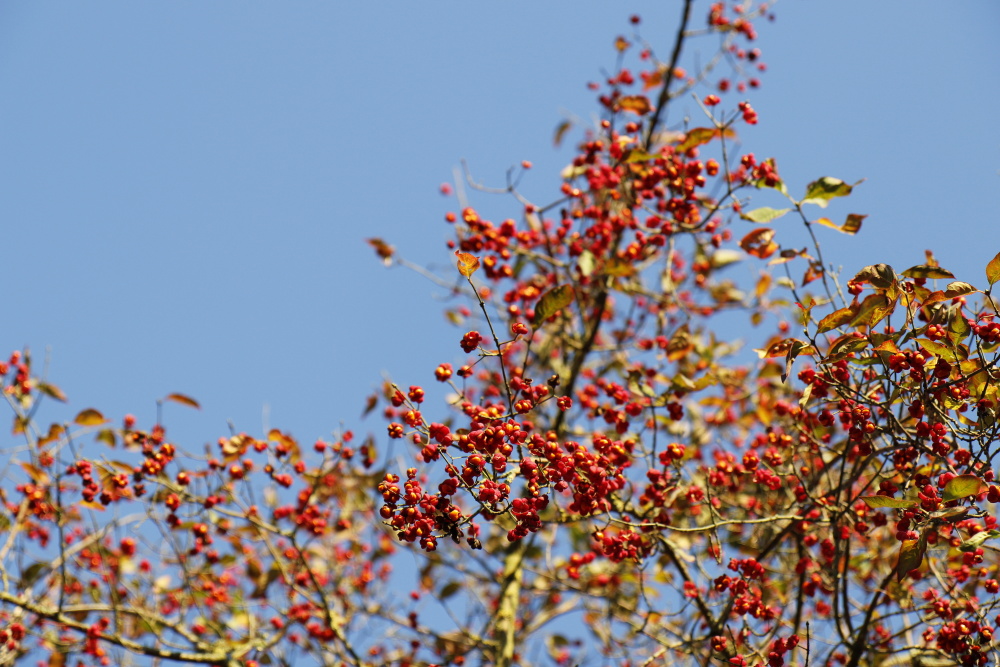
(593, 528, 651, 563)
(378, 469, 471, 552)
(738, 101, 758, 124)
(714, 566, 776, 620)
(930, 617, 991, 665)
(973, 320, 1000, 344)
(764, 635, 800, 667)
(0, 350, 31, 399)
(0, 622, 26, 652)
(460, 330, 482, 353)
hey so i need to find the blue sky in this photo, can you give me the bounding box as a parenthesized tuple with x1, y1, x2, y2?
(1, 2, 998, 450)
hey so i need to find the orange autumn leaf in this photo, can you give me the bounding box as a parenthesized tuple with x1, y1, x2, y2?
(642, 67, 665, 91)
(455, 251, 480, 278)
(739, 228, 778, 259)
(164, 393, 201, 410)
(616, 95, 652, 116)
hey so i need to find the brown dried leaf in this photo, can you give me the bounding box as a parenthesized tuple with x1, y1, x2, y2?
(164, 393, 200, 410)
(616, 95, 652, 116)
(367, 238, 395, 265)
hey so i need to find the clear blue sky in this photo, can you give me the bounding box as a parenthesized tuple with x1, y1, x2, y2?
(2, 2, 998, 449)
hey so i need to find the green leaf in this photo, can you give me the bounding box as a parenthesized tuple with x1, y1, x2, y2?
(801, 177, 861, 208)
(20, 561, 50, 587)
(902, 265, 955, 280)
(36, 382, 68, 402)
(959, 529, 1000, 553)
(987, 251, 1000, 285)
(553, 120, 572, 147)
(741, 207, 790, 224)
(895, 538, 925, 581)
(861, 496, 918, 509)
(624, 150, 661, 163)
(947, 309, 971, 343)
(578, 250, 595, 278)
(439, 581, 462, 599)
(915, 338, 966, 364)
(942, 474, 983, 502)
(626, 370, 655, 398)
(532, 285, 574, 326)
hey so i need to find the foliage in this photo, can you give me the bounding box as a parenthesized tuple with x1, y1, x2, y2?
(3, 3, 1000, 667)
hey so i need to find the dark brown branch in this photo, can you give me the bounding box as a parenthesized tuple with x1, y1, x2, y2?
(642, 0, 695, 149)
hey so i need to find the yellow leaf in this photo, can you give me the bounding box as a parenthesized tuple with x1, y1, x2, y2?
(813, 214, 865, 235)
(987, 251, 1000, 285)
(677, 127, 736, 153)
(21, 462, 50, 485)
(755, 272, 772, 300)
(75, 409, 107, 427)
(96, 429, 117, 448)
(606, 257, 636, 277)
(816, 306, 857, 334)
(455, 251, 480, 278)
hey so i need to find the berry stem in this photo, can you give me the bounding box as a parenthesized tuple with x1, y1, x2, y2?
(467, 277, 514, 415)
